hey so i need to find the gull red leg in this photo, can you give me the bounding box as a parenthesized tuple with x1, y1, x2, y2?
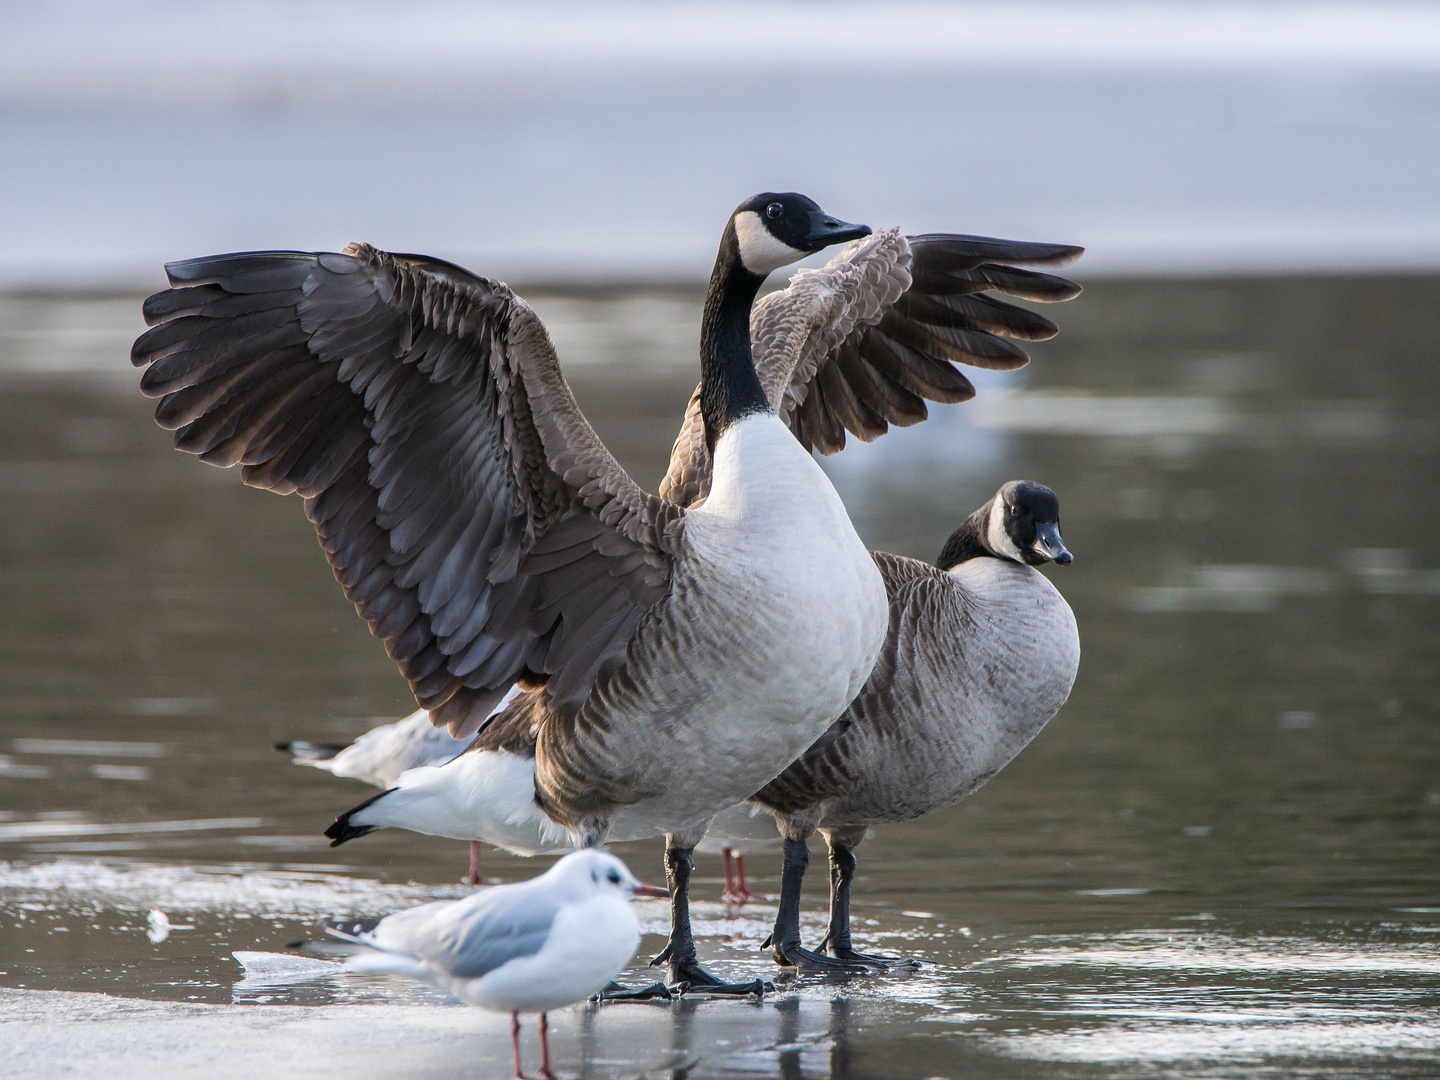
(511, 1011, 528, 1080)
(722, 851, 764, 906)
(466, 841, 483, 887)
(538, 1012, 558, 1080)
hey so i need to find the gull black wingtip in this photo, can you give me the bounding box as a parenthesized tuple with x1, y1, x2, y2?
(325, 787, 394, 846)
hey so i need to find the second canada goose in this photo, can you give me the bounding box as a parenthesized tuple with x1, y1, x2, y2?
(757, 480, 1079, 972)
(132, 193, 890, 994)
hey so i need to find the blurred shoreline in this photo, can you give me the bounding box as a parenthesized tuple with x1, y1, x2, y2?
(3, 1, 1438, 288)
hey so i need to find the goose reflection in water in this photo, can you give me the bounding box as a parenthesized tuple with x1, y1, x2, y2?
(612, 995, 855, 1080)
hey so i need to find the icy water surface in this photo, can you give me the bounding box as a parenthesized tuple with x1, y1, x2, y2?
(1, 277, 1439, 1077)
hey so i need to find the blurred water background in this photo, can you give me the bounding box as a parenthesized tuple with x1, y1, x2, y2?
(2, 2, 1439, 1078)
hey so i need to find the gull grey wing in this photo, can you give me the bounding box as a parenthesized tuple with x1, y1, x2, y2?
(660, 229, 1081, 506)
(133, 246, 680, 736)
(364, 889, 563, 979)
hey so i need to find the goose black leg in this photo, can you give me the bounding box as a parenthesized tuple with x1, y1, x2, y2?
(651, 842, 769, 996)
(818, 840, 909, 968)
(766, 837, 876, 973)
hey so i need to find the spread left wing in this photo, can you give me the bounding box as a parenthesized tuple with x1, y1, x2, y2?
(132, 246, 681, 737)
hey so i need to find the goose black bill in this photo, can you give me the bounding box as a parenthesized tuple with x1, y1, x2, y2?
(802, 212, 871, 249)
(1035, 521, 1072, 565)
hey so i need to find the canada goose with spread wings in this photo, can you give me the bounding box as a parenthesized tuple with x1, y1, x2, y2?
(132, 193, 892, 994)
(310, 226, 1082, 972)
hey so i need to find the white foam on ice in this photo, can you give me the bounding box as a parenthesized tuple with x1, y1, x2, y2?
(0, 858, 688, 933)
(231, 951, 341, 988)
(0, 859, 473, 917)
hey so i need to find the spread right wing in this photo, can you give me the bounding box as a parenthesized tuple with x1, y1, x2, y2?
(660, 229, 1081, 507)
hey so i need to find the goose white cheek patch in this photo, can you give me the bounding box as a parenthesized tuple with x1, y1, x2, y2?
(733, 211, 809, 275)
(987, 504, 1025, 563)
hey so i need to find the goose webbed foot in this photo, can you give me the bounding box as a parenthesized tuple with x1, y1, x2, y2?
(590, 979, 674, 1003)
(763, 932, 880, 974)
(825, 942, 917, 969)
(650, 943, 770, 997)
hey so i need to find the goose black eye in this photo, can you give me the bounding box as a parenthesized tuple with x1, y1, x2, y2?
(766, 202, 784, 220)
(1009, 504, 1021, 516)
(607, 870, 621, 884)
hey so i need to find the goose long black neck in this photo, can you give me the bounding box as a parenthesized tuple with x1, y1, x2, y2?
(936, 502, 992, 570)
(699, 230, 772, 451)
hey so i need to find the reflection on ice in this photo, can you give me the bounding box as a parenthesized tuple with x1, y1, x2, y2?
(0, 756, 51, 779)
(964, 929, 1440, 1069)
(1129, 565, 1336, 612)
(993, 1018, 1440, 1065)
(12, 738, 166, 757)
(988, 929, 1440, 976)
(975, 390, 1235, 437)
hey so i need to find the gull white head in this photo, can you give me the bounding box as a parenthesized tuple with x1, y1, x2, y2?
(545, 849, 670, 900)
(728, 192, 871, 277)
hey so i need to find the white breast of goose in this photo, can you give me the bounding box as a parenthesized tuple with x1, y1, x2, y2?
(607, 413, 888, 835)
(947, 557, 1080, 743)
(920, 559, 1079, 806)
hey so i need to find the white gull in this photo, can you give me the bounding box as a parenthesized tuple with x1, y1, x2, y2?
(317, 849, 667, 1080)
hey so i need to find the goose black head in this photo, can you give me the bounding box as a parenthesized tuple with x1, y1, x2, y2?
(729, 192, 871, 277)
(937, 480, 1072, 570)
(989, 481, 1071, 566)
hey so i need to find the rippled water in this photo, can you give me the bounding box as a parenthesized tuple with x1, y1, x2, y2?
(1, 277, 1438, 1077)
